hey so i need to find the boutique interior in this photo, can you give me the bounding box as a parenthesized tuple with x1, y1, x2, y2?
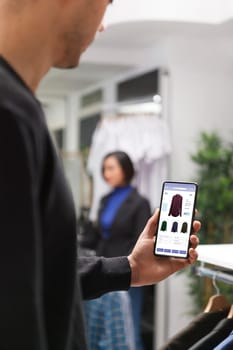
(37, 1, 233, 349)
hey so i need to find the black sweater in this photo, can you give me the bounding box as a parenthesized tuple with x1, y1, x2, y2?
(0, 56, 131, 350)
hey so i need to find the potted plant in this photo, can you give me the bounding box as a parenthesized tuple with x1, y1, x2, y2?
(189, 132, 233, 312)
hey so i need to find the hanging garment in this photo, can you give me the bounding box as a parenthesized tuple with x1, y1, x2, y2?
(160, 221, 167, 231)
(134, 158, 168, 212)
(214, 305, 233, 349)
(159, 308, 230, 350)
(189, 318, 233, 350)
(171, 221, 178, 233)
(214, 330, 233, 349)
(181, 222, 188, 233)
(84, 291, 135, 350)
(168, 194, 183, 217)
(87, 115, 171, 220)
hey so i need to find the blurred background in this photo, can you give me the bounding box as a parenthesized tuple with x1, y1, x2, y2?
(37, 1, 233, 348)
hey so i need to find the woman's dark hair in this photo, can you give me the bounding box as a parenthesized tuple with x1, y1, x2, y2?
(102, 150, 135, 184)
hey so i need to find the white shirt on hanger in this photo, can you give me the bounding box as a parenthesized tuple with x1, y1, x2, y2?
(87, 114, 172, 220)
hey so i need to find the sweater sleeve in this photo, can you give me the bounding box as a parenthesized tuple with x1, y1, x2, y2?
(78, 256, 131, 299)
(0, 112, 47, 349)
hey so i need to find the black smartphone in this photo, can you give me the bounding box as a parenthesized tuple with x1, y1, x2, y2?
(154, 181, 198, 259)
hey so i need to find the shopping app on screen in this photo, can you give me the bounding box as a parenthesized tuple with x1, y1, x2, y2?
(155, 182, 197, 258)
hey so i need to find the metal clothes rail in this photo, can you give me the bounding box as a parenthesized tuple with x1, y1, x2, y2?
(195, 265, 233, 286)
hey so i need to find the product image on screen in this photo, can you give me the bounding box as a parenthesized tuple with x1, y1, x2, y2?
(154, 182, 198, 258)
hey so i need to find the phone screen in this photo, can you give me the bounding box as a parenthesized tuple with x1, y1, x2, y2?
(154, 181, 198, 258)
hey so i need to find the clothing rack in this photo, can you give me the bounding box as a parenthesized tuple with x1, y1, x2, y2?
(196, 244, 233, 287)
(117, 101, 162, 115)
(195, 265, 233, 286)
(101, 99, 162, 117)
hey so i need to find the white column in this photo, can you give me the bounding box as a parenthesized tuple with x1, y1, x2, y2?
(154, 279, 170, 349)
(63, 93, 81, 214)
(64, 92, 80, 152)
(102, 82, 117, 117)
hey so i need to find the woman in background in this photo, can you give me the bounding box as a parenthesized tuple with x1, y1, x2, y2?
(95, 151, 151, 350)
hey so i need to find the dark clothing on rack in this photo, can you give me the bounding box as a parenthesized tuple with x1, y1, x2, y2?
(159, 309, 230, 350)
(0, 56, 131, 350)
(171, 221, 178, 232)
(214, 330, 233, 350)
(168, 194, 183, 217)
(189, 318, 233, 350)
(96, 188, 151, 257)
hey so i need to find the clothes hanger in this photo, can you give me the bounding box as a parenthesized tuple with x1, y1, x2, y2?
(204, 273, 230, 313)
(227, 305, 233, 319)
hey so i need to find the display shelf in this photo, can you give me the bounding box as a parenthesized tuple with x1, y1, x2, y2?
(197, 244, 233, 270)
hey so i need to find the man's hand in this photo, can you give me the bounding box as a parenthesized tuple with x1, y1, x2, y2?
(128, 209, 200, 286)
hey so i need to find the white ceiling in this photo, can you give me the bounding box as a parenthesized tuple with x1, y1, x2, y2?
(37, 2, 233, 99)
(104, 0, 233, 26)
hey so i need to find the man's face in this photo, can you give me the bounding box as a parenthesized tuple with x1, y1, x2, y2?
(53, 0, 111, 69)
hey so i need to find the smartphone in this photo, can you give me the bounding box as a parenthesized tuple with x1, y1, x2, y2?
(154, 181, 198, 259)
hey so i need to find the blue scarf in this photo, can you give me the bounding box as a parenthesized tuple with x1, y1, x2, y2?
(100, 186, 133, 239)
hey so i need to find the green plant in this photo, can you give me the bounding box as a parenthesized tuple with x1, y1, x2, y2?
(189, 132, 233, 312)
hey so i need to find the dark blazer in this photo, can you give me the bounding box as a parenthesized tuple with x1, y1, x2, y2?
(96, 188, 151, 258)
(189, 318, 233, 350)
(159, 309, 230, 350)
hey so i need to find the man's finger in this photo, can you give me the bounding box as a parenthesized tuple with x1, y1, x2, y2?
(142, 209, 159, 238)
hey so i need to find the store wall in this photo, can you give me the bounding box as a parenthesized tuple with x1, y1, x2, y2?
(167, 39, 233, 181)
